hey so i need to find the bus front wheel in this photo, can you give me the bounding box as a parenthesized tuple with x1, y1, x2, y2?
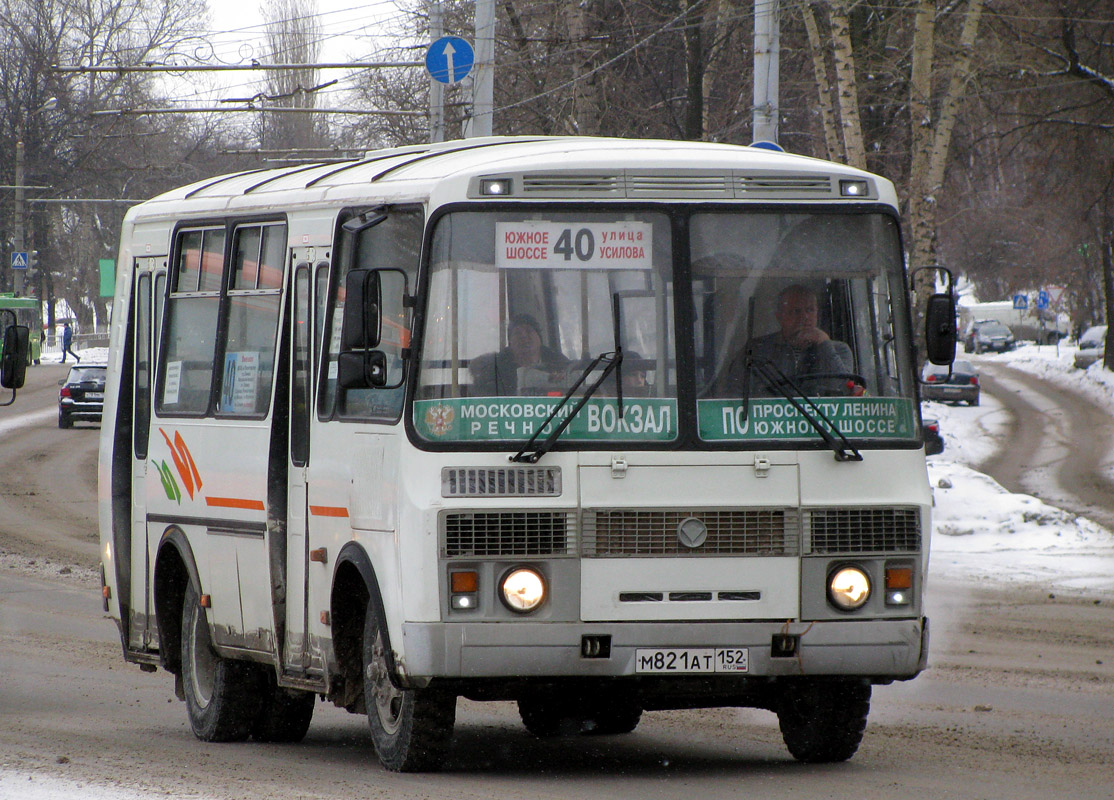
(181, 583, 263, 742)
(362, 602, 456, 771)
(777, 678, 871, 763)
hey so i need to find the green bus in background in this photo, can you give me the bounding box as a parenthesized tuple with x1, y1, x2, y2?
(0, 294, 42, 364)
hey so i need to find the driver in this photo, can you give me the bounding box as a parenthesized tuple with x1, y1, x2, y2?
(724, 284, 861, 397)
(469, 314, 569, 396)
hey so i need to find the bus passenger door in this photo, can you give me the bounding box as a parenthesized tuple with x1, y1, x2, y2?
(284, 261, 315, 672)
(130, 262, 160, 651)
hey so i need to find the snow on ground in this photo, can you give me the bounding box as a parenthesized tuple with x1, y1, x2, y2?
(925, 339, 1114, 594)
(5, 341, 1113, 798)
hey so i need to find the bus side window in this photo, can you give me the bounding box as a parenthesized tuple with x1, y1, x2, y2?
(158, 227, 225, 415)
(323, 207, 421, 423)
(217, 223, 286, 417)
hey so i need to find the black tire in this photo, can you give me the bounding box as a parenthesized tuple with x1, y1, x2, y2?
(181, 583, 263, 742)
(777, 679, 871, 763)
(58, 411, 72, 429)
(970, 396, 980, 407)
(252, 671, 315, 743)
(363, 600, 455, 772)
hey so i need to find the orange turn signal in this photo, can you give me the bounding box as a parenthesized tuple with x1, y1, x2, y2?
(451, 571, 479, 593)
(885, 567, 913, 591)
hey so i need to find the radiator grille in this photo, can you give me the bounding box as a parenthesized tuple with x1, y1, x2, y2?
(581, 509, 800, 557)
(442, 511, 575, 557)
(805, 507, 921, 553)
(441, 467, 561, 497)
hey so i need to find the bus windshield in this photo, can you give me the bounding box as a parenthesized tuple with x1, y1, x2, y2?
(414, 208, 916, 447)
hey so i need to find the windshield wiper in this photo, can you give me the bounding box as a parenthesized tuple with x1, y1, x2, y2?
(511, 349, 623, 463)
(742, 352, 863, 463)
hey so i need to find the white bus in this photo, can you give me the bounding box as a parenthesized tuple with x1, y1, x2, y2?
(99, 136, 955, 771)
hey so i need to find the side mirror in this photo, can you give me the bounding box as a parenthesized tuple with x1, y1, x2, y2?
(341, 269, 381, 350)
(925, 293, 957, 365)
(1, 324, 30, 390)
(913, 266, 957, 366)
(337, 350, 388, 389)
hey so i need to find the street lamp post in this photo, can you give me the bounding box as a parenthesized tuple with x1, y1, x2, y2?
(13, 136, 26, 295)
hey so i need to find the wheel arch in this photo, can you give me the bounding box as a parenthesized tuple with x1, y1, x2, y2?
(153, 526, 202, 676)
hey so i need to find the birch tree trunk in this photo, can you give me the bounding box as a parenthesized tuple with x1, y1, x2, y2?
(682, 0, 706, 140)
(828, 0, 865, 168)
(566, 0, 603, 135)
(802, 2, 842, 161)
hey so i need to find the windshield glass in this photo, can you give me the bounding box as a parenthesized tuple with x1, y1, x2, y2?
(690, 211, 916, 444)
(414, 208, 917, 449)
(978, 322, 1010, 336)
(415, 210, 677, 444)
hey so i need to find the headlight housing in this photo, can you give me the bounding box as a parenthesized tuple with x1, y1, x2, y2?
(828, 565, 871, 611)
(500, 567, 546, 613)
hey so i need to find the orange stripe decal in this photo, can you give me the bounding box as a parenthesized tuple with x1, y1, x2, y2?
(205, 496, 266, 511)
(310, 505, 349, 518)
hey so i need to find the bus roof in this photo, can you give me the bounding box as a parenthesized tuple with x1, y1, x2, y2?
(125, 136, 898, 219)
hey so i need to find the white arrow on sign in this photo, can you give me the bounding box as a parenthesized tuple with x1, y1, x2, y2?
(443, 41, 456, 83)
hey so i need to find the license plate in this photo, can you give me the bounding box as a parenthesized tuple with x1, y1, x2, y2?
(86, 392, 104, 400)
(635, 647, 749, 673)
(941, 387, 962, 395)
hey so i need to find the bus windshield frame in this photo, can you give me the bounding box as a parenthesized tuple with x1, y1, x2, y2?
(411, 202, 919, 453)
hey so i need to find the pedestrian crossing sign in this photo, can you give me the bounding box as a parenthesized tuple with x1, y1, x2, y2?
(10, 251, 27, 269)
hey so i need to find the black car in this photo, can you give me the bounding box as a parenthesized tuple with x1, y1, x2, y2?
(58, 364, 106, 428)
(963, 320, 1015, 354)
(921, 359, 980, 405)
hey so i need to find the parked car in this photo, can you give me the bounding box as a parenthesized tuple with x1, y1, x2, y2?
(58, 364, 106, 428)
(922, 416, 944, 456)
(963, 320, 1015, 353)
(1073, 325, 1107, 369)
(921, 359, 980, 405)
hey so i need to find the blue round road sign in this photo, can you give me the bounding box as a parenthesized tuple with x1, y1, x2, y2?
(426, 36, 474, 85)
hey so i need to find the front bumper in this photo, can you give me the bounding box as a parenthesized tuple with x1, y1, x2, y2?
(399, 617, 927, 682)
(922, 385, 978, 403)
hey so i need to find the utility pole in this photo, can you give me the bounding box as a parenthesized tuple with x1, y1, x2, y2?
(472, 0, 495, 137)
(429, 0, 445, 142)
(752, 0, 780, 145)
(13, 136, 25, 295)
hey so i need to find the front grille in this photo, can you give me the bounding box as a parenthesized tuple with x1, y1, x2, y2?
(805, 507, 921, 553)
(441, 467, 561, 498)
(581, 509, 800, 557)
(442, 511, 575, 557)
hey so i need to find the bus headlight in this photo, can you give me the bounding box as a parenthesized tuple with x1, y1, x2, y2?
(828, 566, 871, 611)
(500, 567, 546, 613)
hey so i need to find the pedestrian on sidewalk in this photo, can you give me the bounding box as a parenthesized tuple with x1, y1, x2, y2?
(61, 322, 81, 363)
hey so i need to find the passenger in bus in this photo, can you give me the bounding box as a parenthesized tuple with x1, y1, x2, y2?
(469, 314, 569, 396)
(722, 284, 862, 397)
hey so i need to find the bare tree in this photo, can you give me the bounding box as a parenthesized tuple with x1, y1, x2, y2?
(259, 0, 325, 153)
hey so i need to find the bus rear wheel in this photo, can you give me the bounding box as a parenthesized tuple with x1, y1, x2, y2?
(777, 678, 871, 763)
(181, 583, 263, 742)
(362, 602, 455, 772)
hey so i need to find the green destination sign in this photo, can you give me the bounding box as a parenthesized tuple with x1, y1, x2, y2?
(698, 397, 915, 441)
(414, 397, 678, 442)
